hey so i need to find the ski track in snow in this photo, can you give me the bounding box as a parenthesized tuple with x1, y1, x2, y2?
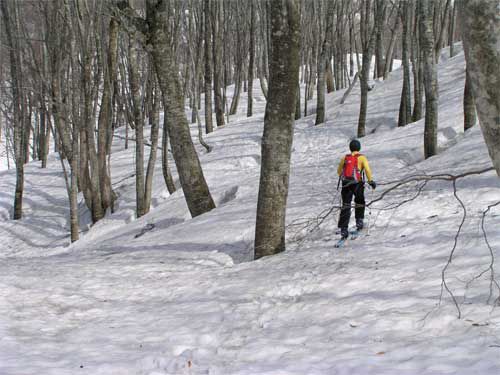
(1, 48, 500, 374)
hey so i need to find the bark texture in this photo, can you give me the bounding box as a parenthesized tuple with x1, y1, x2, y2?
(315, 0, 335, 126)
(460, 0, 500, 176)
(146, 0, 216, 217)
(419, 0, 438, 159)
(255, 0, 300, 260)
(398, 1, 412, 127)
(357, 0, 377, 138)
(247, 0, 255, 118)
(204, 0, 214, 133)
(1, 0, 25, 220)
(463, 66, 476, 131)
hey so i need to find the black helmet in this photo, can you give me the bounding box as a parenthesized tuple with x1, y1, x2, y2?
(349, 139, 361, 152)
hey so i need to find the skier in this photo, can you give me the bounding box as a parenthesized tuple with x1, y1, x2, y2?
(337, 139, 376, 240)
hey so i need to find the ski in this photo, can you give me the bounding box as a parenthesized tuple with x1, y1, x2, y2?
(333, 227, 364, 248)
(334, 237, 347, 248)
(350, 230, 360, 240)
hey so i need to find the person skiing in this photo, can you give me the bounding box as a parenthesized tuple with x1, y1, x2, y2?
(337, 139, 376, 240)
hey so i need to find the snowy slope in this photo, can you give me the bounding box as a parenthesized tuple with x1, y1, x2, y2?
(1, 50, 500, 375)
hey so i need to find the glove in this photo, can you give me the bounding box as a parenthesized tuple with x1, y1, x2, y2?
(368, 181, 377, 189)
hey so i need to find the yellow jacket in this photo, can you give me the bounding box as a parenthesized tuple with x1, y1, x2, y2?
(337, 151, 373, 181)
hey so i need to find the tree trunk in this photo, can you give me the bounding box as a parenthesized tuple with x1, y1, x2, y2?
(97, 17, 118, 215)
(295, 81, 301, 120)
(383, 12, 400, 80)
(419, 0, 438, 159)
(255, 0, 300, 260)
(144, 84, 160, 214)
(247, 0, 255, 118)
(357, 0, 376, 138)
(463, 67, 476, 131)
(1, 0, 25, 220)
(161, 118, 176, 195)
(147, 0, 216, 217)
(39, 102, 49, 168)
(204, 0, 214, 133)
(315, 0, 335, 126)
(398, 1, 412, 127)
(374, 0, 387, 78)
(411, 5, 424, 122)
(435, 0, 451, 62)
(460, 0, 500, 176)
(212, 0, 225, 127)
(349, 14, 355, 77)
(229, 67, 242, 115)
(449, 1, 457, 57)
(128, 37, 146, 218)
(83, 53, 104, 222)
(69, 108, 80, 242)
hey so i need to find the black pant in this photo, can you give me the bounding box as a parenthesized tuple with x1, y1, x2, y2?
(338, 180, 365, 229)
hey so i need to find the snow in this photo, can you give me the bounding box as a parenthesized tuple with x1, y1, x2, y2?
(1, 49, 500, 374)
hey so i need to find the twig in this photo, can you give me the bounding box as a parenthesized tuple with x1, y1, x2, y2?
(368, 167, 495, 207)
(439, 179, 466, 319)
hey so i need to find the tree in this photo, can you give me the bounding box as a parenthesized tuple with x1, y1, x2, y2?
(97, 17, 119, 214)
(254, 0, 300, 259)
(374, 0, 387, 79)
(315, 0, 335, 126)
(459, 0, 500, 176)
(43, 0, 80, 241)
(146, 0, 216, 217)
(357, 0, 377, 138)
(419, 0, 438, 158)
(1, 0, 26, 220)
(128, 34, 147, 217)
(211, 0, 225, 127)
(463, 67, 476, 131)
(398, 0, 412, 127)
(114, 0, 216, 218)
(411, 1, 424, 122)
(247, 0, 255, 118)
(204, 0, 214, 133)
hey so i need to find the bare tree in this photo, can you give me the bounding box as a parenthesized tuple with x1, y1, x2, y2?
(247, 0, 255, 118)
(127, 34, 148, 217)
(398, 0, 412, 127)
(357, 0, 377, 138)
(419, 0, 438, 158)
(115, 0, 216, 217)
(255, 0, 300, 259)
(1, 0, 27, 220)
(204, 0, 214, 133)
(463, 67, 476, 131)
(459, 0, 500, 176)
(211, 0, 225, 127)
(97, 16, 119, 214)
(411, 1, 424, 122)
(373, 0, 387, 79)
(315, 0, 335, 126)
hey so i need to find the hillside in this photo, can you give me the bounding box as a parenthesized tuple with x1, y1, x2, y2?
(1, 50, 499, 375)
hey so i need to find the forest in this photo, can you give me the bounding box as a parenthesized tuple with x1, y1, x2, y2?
(0, 0, 499, 374)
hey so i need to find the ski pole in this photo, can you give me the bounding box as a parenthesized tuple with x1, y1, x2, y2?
(367, 185, 375, 236)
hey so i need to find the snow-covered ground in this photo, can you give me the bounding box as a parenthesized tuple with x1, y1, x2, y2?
(1, 49, 500, 375)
